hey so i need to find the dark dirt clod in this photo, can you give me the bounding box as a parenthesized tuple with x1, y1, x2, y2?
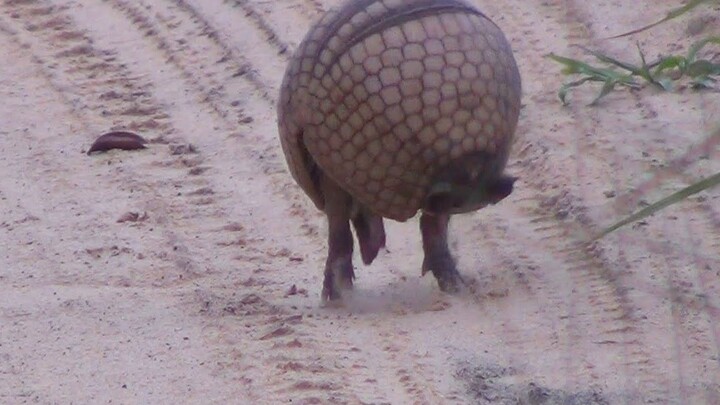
(87, 130, 148, 154)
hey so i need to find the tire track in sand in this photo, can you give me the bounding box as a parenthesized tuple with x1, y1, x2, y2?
(67, 0, 431, 402)
(202, 3, 580, 398)
(484, 0, 719, 401)
(6, 0, 717, 402)
(103, 0, 481, 402)
(3, 0, 329, 401)
(0, 1, 217, 289)
(228, 0, 677, 401)
(561, 1, 720, 401)
(453, 0, 671, 401)
(0, 1, 264, 401)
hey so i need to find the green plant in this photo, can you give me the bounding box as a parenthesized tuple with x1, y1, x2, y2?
(654, 36, 720, 89)
(547, 36, 720, 106)
(544, 2, 720, 239)
(547, 52, 640, 106)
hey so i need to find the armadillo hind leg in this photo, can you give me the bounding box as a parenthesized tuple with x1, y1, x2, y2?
(320, 173, 355, 301)
(420, 212, 463, 293)
(351, 205, 386, 266)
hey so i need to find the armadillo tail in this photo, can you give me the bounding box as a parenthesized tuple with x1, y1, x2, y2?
(351, 208, 386, 265)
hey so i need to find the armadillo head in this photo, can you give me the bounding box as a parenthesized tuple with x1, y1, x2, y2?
(422, 151, 517, 215)
(424, 176, 517, 215)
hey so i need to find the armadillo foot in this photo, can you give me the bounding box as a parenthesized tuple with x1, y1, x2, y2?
(421, 250, 463, 293)
(320, 173, 355, 301)
(420, 212, 464, 294)
(322, 255, 355, 301)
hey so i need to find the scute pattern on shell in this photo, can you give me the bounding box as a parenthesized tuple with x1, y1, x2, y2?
(278, 0, 521, 221)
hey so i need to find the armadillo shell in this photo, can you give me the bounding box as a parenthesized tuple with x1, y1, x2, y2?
(277, 0, 522, 221)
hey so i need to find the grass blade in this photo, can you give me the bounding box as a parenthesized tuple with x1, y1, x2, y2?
(608, 0, 717, 39)
(635, 43, 662, 86)
(686, 36, 720, 63)
(546, 53, 631, 82)
(653, 55, 687, 76)
(558, 77, 598, 105)
(589, 79, 618, 106)
(594, 171, 720, 239)
(576, 45, 642, 75)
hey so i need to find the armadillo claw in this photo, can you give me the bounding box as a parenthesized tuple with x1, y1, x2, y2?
(322, 257, 355, 301)
(421, 251, 464, 294)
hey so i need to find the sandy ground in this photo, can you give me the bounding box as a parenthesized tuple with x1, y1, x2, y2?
(1, 0, 719, 404)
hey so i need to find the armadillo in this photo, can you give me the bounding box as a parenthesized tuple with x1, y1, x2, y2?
(277, 0, 522, 301)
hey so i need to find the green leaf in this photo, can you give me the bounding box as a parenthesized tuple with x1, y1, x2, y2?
(653, 55, 687, 76)
(595, 171, 720, 239)
(589, 80, 618, 106)
(636, 43, 661, 86)
(686, 36, 720, 63)
(687, 60, 720, 77)
(577, 46, 642, 75)
(558, 84, 570, 105)
(558, 77, 597, 105)
(546, 53, 631, 83)
(656, 77, 675, 91)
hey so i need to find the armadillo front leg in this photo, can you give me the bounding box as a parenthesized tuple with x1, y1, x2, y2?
(420, 213, 463, 293)
(320, 173, 355, 301)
